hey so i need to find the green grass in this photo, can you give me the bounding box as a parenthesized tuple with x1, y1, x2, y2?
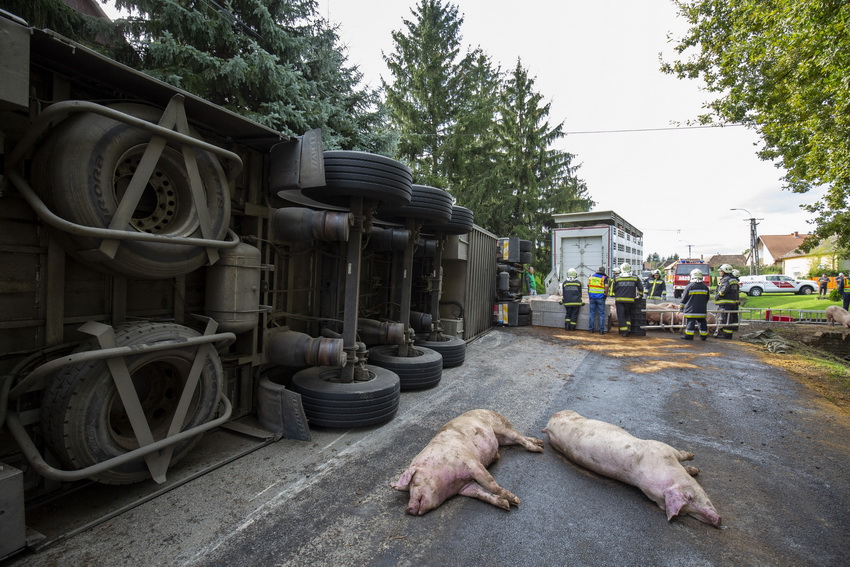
(742, 294, 839, 310)
(737, 294, 840, 320)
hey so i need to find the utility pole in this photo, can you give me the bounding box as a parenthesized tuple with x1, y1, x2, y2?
(731, 208, 762, 275)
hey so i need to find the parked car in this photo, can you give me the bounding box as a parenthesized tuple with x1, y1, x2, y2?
(738, 275, 816, 296)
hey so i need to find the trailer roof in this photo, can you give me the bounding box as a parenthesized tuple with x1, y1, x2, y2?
(551, 210, 643, 237)
(30, 27, 287, 151)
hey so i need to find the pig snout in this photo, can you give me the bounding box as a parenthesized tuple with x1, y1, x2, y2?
(665, 486, 722, 527)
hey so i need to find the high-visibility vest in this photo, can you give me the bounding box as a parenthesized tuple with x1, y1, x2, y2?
(588, 274, 606, 297)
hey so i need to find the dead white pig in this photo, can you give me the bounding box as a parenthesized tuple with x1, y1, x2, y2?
(392, 409, 544, 515)
(825, 305, 850, 328)
(543, 410, 721, 527)
(645, 302, 682, 330)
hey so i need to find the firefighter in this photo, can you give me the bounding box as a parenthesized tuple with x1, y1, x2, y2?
(680, 268, 710, 341)
(561, 268, 583, 331)
(587, 265, 609, 334)
(645, 269, 666, 303)
(714, 264, 740, 339)
(612, 263, 643, 337)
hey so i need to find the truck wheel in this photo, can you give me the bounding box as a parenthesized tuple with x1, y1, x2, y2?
(302, 151, 413, 208)
(367, 345, 443, 390)
(40, 322, 224, 485)
(31, 103, 231, 279)
(414, 334, 466, 368)
(291, 366, 400, 428)
(674, 290, 682, 299)
(422, 205, 474, 235)
(375, 184, 452, 224)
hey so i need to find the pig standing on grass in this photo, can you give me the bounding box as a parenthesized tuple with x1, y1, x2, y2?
(392, 409, 544, 515)
(825, 305, 850, 328)
(543, 410, 721, 527)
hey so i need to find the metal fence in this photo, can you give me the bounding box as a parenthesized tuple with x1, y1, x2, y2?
(738, 308, 829, 324)
(640, 306, 832, 330)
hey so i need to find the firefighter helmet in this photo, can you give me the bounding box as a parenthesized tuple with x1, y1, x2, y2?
(567, 268, 578, 278)
(652, 269, 661, 276)
(719, 263, 733, 274)
(620, 263, 632, 274)
(690, 268, 703, 280)
(732, 269, 741, 277)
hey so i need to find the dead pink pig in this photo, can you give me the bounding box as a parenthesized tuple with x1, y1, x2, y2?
(543, 410, 721, 527)
(825, 305, 850, 328)
(392, 409, 544, 515)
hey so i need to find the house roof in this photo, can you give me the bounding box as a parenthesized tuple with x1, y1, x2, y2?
(759, 233, 811, 261)
(706, 254, 747, 267)
(779, 235, 836, 259)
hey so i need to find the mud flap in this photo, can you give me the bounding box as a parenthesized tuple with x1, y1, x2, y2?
(257, 377, 312, 441)
(268, 128, 325, 192)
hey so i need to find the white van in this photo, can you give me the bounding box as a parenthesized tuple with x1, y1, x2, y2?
(738, 275, 816, 296)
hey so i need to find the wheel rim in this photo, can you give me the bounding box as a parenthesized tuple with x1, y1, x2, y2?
(106, 356, 199, 451)
(114, 144, 199, 236)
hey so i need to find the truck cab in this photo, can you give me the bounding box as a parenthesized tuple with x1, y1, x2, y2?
(671, 260, 710, 298)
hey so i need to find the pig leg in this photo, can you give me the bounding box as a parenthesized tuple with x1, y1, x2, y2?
(467, 461, 521, 507)
(391, 466, 415, 491)
(459, 482, 512, 510)
(494, 429, 545, 453)
(672, 449, 700, 474)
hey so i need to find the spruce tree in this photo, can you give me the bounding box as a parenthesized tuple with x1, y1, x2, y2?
(382, 0, 470, 187)
(491, 61, 593, 270)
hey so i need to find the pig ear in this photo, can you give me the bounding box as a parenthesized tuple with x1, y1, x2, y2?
(663, 487, 690, 521)
(392, 467, 416, 491)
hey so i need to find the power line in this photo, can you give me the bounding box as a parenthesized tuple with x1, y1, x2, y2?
(384, 123, 745, 138)
(564, 124, 744, 135)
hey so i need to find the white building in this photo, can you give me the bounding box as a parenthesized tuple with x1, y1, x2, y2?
(548, 210, 643, 291)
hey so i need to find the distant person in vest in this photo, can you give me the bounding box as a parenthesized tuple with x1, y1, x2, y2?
(680, 268, 710, 341)
(560, 268, 583, 331)
(838, 273, 850, 310)
(645, 269, 666, 303)
(526, 266, 537, 295)
(818, 274, 830, 298)
(612, 263, 643, 337)
(587, 266, 609, 334)
(714, 264, 740, 339)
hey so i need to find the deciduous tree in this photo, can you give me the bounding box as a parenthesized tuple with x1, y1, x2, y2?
(663, 0, 850, 253)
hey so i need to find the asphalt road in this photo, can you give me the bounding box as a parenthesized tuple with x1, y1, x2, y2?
(6, 326, 850, 567)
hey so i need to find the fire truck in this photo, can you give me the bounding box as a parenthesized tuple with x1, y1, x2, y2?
(669, 260, 711, 298)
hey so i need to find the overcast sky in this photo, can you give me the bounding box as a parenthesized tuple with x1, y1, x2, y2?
(100, 0, 824, 261)
(317, 0, 825, 260)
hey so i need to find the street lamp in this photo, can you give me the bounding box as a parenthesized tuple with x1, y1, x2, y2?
(730, 208, 762, 275)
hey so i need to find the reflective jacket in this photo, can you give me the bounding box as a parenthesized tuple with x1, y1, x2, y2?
(681, 281, 710, 317)
(612, 274, 643, 303)
(561, 279, 583, 306)
(587, 272, 608, 298)
(645, 276, 666, 299)
(715, 274, 740, 304)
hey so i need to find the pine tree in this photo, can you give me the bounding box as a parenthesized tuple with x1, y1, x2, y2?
(106, 0, 387, 149)
(490, 60, 593, 270)
(443, 49, 502, 207)
(382, 0, 471, 187)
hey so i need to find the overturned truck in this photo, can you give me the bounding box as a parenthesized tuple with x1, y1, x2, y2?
(0, 12, 495, 558)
